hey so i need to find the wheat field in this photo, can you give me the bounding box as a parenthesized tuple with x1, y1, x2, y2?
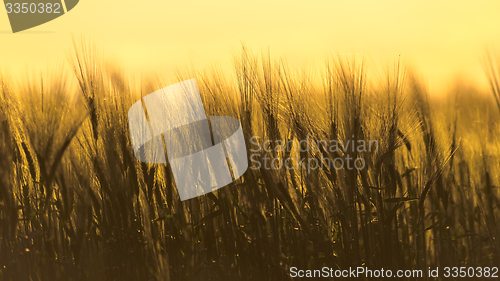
(0, 43, 499, 280)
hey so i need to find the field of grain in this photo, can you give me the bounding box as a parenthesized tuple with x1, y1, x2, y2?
(0, 43, 499, 280)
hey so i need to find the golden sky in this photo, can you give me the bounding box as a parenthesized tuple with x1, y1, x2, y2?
(1, 0, 499, 93)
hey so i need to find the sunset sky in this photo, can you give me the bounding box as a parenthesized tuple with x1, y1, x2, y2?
(1, 0, 499, 93)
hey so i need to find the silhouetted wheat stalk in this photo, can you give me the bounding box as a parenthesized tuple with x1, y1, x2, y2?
(0, 43, 499, 281)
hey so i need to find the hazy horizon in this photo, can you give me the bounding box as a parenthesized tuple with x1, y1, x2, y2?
(1, 0, 499, 94)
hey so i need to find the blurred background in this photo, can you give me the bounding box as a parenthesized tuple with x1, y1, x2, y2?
(1, 0, 500, 93)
